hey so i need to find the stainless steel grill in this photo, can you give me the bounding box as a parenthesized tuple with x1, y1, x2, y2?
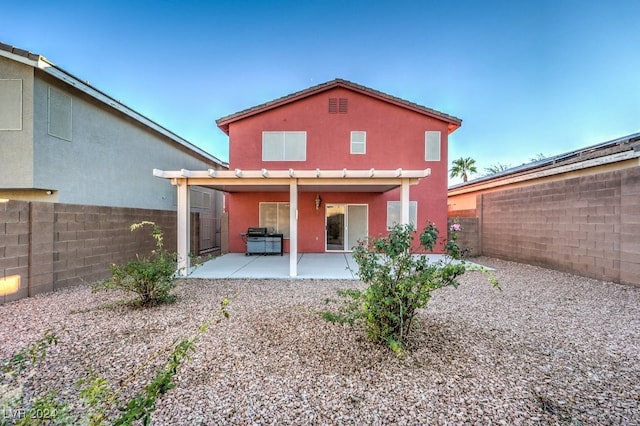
(246, 227, 268, 237)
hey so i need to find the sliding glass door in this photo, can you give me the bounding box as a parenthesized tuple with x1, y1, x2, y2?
(325, 204, 368, 251)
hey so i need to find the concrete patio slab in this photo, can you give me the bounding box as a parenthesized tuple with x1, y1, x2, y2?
(188, 253, 491, 280)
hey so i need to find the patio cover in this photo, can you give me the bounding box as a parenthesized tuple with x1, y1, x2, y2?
(153, 167, 431, 277)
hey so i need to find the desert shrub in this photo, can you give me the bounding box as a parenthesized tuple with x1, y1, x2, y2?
(96, 221, 178, 307)
(322, 222, 498, 356)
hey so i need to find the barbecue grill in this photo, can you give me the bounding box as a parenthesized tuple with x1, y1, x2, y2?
(242, 227, 283, 256)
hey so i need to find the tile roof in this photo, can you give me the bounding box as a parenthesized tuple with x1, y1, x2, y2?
(216, 78, 462, 134)
(0, 42, 41, 61)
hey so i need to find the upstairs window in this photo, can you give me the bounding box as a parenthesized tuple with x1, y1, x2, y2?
(425, 130, 441, 161)
(350, 131, 366, 154)
(0, 79, 22, 130)
(328, 97, 348, 113)
(262, 131, 306, 161)
(48, 86, 72, 141)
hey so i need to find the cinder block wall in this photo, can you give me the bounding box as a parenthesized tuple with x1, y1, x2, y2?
(448, 217, 480, 257)
(52, 204, 177, 289)
(0, 201, 30, 302)
(0, 201, 186, 304)
(477, 167, 640, 285)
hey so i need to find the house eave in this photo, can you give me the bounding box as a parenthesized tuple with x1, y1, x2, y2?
(216, 78, 462, 135)
(0, 41, 227, 169)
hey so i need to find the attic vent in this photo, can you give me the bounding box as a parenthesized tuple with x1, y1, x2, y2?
(328, 97, 348, 114)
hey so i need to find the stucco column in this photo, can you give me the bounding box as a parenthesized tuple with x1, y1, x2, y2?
(176, 178, 190, 276)
(400, 178, 410, 225)
(289, 178, 298, 277)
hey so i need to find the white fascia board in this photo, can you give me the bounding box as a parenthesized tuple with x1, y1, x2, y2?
(153, 168, 431, 180)
(0, 49, 39, 67)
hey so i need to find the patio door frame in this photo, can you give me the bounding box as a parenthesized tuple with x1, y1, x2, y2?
(325, 203, 368, 252)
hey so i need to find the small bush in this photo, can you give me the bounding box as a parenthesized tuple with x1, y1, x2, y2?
(95, 221, 177, 307)
(322, 222, 498, 356)
(1, 299, 231, 425)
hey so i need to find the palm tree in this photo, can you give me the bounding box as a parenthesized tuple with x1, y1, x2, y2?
(484, 162, 510, 175)
(449, 157, 477, 182)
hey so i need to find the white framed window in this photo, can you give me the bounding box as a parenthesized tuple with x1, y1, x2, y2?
(48, 87, 72, 141)
(386, 201, 418, 229)
(259, 202, 291, 237)
(0, 79, 23, 130)
(350, 131, 366, 154)
(262, 131, 306, 161)
(425, 130, 441, 161)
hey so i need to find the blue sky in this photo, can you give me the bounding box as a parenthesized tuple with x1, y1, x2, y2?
(2, 0, 639, 184)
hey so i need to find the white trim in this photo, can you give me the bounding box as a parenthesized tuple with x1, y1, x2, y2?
(400, 179, 410, 225)
(289, 179, 298, 277)
(325, 203, 368, 252)
(154, 168, 431, 179)
(176, 179, 191, 276)
(350, 131, 366, 154)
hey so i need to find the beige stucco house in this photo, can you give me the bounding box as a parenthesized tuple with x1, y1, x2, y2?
(0, 42, 227, 210)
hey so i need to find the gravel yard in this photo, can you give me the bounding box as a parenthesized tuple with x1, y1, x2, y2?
(1, 257, 639, 425)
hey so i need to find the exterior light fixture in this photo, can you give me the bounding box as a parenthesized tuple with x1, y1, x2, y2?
(315, 194, 322, 210)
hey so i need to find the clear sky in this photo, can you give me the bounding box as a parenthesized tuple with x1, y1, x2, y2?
(2, 0, 639, 184)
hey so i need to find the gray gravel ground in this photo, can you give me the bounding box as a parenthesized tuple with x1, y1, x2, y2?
(1, 257, 639, 425)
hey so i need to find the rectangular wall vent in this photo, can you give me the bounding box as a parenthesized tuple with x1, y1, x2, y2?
(329, 97, 348, 113)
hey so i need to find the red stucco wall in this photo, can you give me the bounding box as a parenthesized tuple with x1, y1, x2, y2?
(226, 86, 452, 253)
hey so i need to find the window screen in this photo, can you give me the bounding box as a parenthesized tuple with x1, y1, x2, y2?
(259, 202, 291, 237)
(262, 131, 306, 161)
(351, 131, 366, 154)
(0, 79, 22, 130)
(48, 87, 72, 141)
(386, 201, 418, 229)
(425, 131, 441, 161)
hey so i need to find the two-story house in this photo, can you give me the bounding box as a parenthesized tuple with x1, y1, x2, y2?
(0, 42, 227, 210)
(154, 79, 462, 276)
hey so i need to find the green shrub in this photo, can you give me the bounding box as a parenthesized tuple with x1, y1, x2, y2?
(322, 222, 498, 356)
(1, 299, 230, 425)
(96, 221, 178, 307)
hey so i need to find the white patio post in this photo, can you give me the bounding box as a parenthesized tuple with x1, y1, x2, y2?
(400, 178, 410, 225)
(176, 178, 191, 276)
(289, 178, 298, 277)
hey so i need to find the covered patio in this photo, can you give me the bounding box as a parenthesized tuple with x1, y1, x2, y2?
(187, 252, 480, 280)
(153, 167, 430, 277)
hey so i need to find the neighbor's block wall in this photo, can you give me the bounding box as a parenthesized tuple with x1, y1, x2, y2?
(478, 167, 639, 285)
(0, 201, 30, 302)
(448, 217, 479, 257)
(52, 204, 177, 289)
(620, 168, 640, 285)
(0, 200, 187, 303)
